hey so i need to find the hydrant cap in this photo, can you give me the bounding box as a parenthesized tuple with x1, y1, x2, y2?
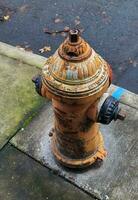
(42, 30, 110, 98)
(58, 29, 92, 62)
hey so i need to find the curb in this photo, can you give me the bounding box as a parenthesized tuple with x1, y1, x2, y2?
(108, 85, 138, 110)
(0, 41, 46, 68)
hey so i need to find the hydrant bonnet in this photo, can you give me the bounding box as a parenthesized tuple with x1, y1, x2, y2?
(41, 30, 110, 100)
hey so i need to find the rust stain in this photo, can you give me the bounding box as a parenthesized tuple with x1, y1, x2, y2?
(34, 30, 113, 168)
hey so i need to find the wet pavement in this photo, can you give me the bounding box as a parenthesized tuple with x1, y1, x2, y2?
(0, 144, 94, 200)
(10, 101, 138, 200)
(0, 0, 137, 93)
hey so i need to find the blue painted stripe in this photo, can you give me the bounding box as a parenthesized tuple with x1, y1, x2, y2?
(112, 87, 126, 100)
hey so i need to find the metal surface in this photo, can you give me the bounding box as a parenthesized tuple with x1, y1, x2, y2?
(58, 30, 92, 62)
(10, 99, 138, 200)
(35, 30, 114, 168)
(42, 30, 111, 97)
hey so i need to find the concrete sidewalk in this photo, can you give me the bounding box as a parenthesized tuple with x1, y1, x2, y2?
(0, 144, 94, 200)
(10, 101, 138, 200)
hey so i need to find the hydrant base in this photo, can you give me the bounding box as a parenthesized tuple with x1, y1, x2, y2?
(52, 131, 107, 169)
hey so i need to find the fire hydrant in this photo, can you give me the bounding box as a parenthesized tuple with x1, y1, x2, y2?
(32, 30, 125, 168)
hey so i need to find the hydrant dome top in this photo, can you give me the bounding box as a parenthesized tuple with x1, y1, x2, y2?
(58, 29, 92, 62)
(42, 30, 110, 97)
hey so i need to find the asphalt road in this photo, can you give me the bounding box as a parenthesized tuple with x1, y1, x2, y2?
(0, 0, 138, 93)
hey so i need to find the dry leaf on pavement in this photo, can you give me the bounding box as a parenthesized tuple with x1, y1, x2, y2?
(39, 46, 51, 53)
(16, 45, 33, 52)
(74, 19, 80, 26)
(3, 15, 10, 21)
(0, 15, 10, 22)
(54, 18, 63, 23)
(64, 26, 70, 31)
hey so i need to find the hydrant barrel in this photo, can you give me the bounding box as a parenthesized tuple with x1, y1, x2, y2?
(33, 30, 125, 168)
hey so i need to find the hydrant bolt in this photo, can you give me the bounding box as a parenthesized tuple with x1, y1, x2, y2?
(116, 110, 126, 121)
(69, 29, 79, 43)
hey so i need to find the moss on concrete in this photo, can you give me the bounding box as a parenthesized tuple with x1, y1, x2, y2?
(0, 54, 45, 149)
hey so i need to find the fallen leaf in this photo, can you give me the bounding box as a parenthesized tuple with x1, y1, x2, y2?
(76, 16, 80, 20)
(16, 45, 33, 52)
(0, 15, 10, 22)
(39, 46, 51, 53)
(128, 58, 138, 67)
(0, 6, 15, 22)
(60, 26, 70, 37)
(3, 15, 10, 21)
(54, 18, 63, 23)
(101, 10, 111, 24)
(64, 26, 70, 31)
(128, 57, 133, 64)
(102, 11, 106, 15)
(74, 19, 80, 26)
(16, 45, 25, 51)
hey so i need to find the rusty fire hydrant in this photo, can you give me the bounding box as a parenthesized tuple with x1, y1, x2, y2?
(32, 30, 125, 168)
